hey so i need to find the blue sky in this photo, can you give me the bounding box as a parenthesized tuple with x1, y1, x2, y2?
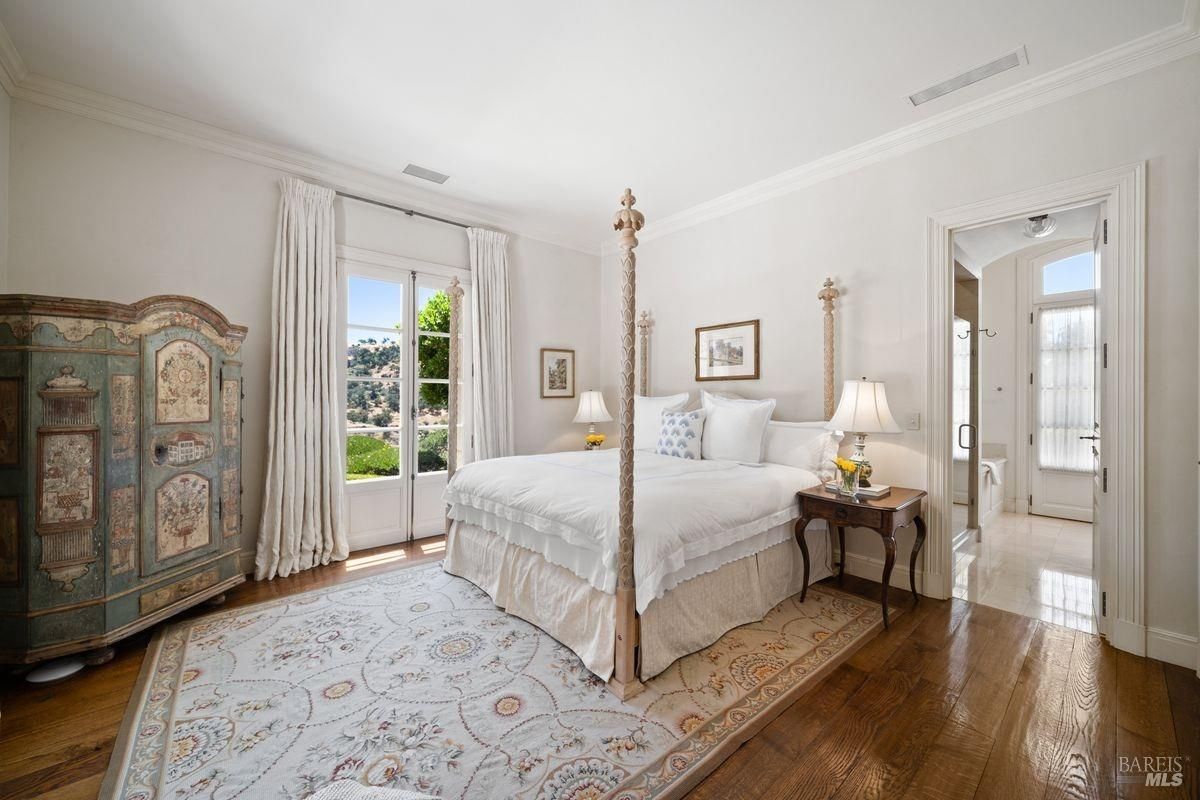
(1043, 252, 1094, 295)
(347, 276, 441, 335)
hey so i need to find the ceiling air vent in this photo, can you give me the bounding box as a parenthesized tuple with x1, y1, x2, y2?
(402, 163, 450, 184)
(907, 47, 1028, 107)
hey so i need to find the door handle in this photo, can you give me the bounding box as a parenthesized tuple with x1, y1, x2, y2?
(957, 423, 977, 450)
(1078, 435, 1099, 440)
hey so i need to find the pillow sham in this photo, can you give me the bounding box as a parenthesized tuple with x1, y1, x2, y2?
(655, 409, 707, 460)
(633, 393, 689, 450)
(700, 391, 776, 463)
(762, 421, 842, 478)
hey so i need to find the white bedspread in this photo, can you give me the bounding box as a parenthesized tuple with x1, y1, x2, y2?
(444, 450, 819, 612)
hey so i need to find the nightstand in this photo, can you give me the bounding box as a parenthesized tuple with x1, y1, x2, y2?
(794, 485, 927, 629)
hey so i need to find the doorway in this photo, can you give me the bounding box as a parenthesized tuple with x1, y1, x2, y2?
(948, 203, 1102, 633)
(339, 251, 472, 551)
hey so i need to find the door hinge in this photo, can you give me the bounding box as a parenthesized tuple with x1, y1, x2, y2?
(1102, 219, 1108, 245)
(1101, 591, 1107, 616)
(1029, 311, 1034, 324)
(1029, 433, 1033, 446)
(1102, 467, 1108, 493)
(1102, 342, 1107, 368)
(1028, 494, 1033, 507)
(1029, 372, 1033, 385)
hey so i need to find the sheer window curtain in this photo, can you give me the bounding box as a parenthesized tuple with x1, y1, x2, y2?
(256, 177, 348, 580)
(468, 228, 514, 460)
(952, 317, 971, 461)
(1037, 304, 1095, 471)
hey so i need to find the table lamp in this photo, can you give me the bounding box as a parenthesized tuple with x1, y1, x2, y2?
(573, 390, 612, 450)
(826, 378, 902, 486)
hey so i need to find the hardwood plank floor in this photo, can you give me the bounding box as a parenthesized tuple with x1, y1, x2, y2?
(1, 544, 1197, 800)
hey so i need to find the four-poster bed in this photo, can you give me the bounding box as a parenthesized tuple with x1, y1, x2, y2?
(442, 190, 842, 699)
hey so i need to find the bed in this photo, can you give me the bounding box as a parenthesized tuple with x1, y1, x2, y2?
(441, 189, 844, 696)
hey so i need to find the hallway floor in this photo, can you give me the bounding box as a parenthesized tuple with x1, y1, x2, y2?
(953, 510, 1095, 634)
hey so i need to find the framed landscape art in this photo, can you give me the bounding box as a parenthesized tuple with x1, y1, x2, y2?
(695, 319, 760, 381)
(540, 348, 576, 398)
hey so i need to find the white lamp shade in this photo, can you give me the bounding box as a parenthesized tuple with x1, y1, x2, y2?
(827, 379, 902, 434)
(573, 390, 613, 424)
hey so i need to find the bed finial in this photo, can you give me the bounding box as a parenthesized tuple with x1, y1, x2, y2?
(612, 188, 644, 700)
(818, 278, 840, 420)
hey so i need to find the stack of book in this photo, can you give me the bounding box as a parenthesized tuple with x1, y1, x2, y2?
(824, 482, 892, 499)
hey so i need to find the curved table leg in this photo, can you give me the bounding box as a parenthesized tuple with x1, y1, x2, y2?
(881, 534, 897, 630)
(836, 525, 846, 585)
(910, 515, 927, 604)
(795, 517, 811, 602)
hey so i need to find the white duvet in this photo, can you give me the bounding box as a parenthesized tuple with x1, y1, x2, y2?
(444, 449, 821, 612)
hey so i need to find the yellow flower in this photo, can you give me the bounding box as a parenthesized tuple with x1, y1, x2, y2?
(832, 457, 858, 474)
(586, 433, 606, 444)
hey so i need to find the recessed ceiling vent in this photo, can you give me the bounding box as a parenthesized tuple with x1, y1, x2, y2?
(402, 163, 450, 184)
(907, 47, 1028, 107)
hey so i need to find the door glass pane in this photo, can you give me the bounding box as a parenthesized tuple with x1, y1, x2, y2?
(418, 335, 450, 380)
(346, 430, 401, 480)
(952, 317, 970, 461)
(1037, 304, 1094, 471)
(348, 328, 402, 378)
(1042, 253, 1094, 296)
(416, 383, 448, 425)
(346, 380, 401, 429)
(348, 276, 404, 329)
(417, 427, 448, 473)
(417, 288, 450, 333)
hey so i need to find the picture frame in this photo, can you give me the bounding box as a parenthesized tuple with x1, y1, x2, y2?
(695, 319, 760, 381)
(540, 347, 576, 398)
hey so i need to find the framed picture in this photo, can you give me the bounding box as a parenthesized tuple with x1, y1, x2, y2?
(695, 319, 760, 381)
(540, 348, 576, 398)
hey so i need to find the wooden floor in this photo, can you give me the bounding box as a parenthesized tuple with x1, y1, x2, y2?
(1, 539, 1196, 800)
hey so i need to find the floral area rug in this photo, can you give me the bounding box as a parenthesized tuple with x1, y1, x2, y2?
(104, 562, 884, 800)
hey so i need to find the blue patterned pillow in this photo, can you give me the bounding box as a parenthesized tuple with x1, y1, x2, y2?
(654, 409, 707, 460)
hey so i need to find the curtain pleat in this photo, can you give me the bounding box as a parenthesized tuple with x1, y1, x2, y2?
(467, 228, 514, 460)
(256, 177, 348, 580)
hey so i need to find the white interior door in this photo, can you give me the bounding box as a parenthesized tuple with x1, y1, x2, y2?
(1029, 241, 1096, 522)
(343, 260, 470, 550)
(1089, 207, 1107, 628)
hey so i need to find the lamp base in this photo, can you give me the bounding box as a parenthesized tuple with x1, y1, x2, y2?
(849, 432, 874, 487)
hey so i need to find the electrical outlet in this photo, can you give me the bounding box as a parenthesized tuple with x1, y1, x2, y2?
(904, 412, 920, 431)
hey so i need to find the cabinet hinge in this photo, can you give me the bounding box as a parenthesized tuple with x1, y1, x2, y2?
(1102, 467, 1108, 493)
(218, 497, 223, 517)
(1101, 591, 1107, 616)
(1102, 219, 1108, 245)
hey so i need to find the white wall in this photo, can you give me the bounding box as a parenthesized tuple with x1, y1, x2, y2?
(6, 100, 601, 559)
(601, 54, 1200, 646)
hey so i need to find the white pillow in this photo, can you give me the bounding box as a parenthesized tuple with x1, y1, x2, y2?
(633, 393, 689, 450)
(700, 391, 776, 463)
(655, 409, 707, 460)
(762, 421, 843, 479)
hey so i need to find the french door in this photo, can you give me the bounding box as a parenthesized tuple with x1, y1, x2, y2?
(342, 256, 471, 549)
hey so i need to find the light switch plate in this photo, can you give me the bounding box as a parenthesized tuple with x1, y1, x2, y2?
(904, 412, 920, 431)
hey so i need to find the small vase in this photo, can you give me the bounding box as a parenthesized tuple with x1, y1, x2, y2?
(836, 467, 860, 498)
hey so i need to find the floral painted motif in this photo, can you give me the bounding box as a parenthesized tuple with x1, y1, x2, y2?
(37, 431, 96, 528)
(221, 468, 239, 538)
(155, 473, 210, 560)
(156, 340, 211, 424)
(221, 378, 240, 446)
(110, 374, 138, 460)
(109, 564, 882, 800)
(109, 485, 138, 575)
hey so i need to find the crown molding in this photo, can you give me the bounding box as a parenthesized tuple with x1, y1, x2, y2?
(602, 4, 1200, 254)
(0, 22, 599, 258)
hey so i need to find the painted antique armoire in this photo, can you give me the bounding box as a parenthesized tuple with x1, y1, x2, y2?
(0, 295, 246, 664)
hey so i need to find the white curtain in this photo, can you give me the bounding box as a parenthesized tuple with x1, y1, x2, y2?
(1037, 304, 1095, 471)
(468, 228, 514, 460)
(256, 177, 348, 580)
(952, 317, 971, 461)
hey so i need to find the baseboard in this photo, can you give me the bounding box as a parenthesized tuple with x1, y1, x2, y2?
(238, 551, 254, 576)
(1108, 617, 1147, 657)
(840, 550, 942, 599)
(1002, 498, 1017, 513)
(347, 527, 408, 553)
(1147, 627, 1199, 671)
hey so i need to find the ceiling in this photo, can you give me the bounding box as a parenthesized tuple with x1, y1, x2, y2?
(0, 1, 1187, 251)
(954, 204, 1102, 271)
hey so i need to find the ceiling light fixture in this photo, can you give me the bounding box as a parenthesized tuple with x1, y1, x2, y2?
(402, 163, 450, 184)
(1023, 214, 1058, 239)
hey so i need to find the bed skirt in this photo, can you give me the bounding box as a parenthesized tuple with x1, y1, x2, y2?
(442, 520, 833, 681)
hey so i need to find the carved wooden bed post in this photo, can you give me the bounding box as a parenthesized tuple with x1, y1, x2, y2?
(611, 189, 645, 700)
(446, 276, 465, 479)
(636, 311, 653, 397)
(819, 277, 840, 420)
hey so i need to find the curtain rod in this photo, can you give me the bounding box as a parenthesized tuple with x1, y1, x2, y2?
(335, 191, 471, 230)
